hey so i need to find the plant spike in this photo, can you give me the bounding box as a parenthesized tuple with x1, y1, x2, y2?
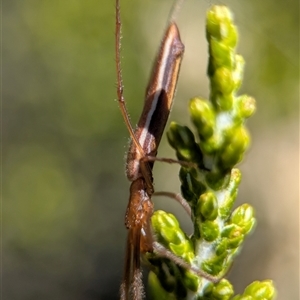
(146, 5, 276, 300)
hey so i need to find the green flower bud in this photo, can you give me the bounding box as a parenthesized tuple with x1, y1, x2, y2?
(152, 211, 175, 242)
(243, 280, 276, 299)
(236, 95, 256, 120)
(220, 126, 250, 169)
(152, 211, 194, 261)
(153, 209, 179, 228)
(190, 97, 215, 140)
(206, 6, 234, 41)
(206, 8, 224, 40)
(152, 211, 179, 242)
(198, 191, 219, 220)
(167, 122, 193, 149)
(221, 223, 241, 238)
(167, 122, 199, 162)
(213, 67, 235, 96)
(169, 241, 194, 262)
(212, 279, 234, 300)
(231, 204, 256, 235)
(221, 224, 244, 249)
(200, 220, 220, 241)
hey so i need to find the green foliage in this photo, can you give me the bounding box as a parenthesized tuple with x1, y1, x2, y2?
(148, 5, 276, 300)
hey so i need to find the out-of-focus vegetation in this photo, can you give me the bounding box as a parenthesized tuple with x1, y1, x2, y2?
(3, 0, 298, 299)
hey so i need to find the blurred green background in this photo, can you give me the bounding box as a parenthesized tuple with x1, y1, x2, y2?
(3, 0, 298, 299)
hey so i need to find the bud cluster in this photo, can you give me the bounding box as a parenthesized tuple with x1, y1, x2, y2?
(148, 5, 276, 300)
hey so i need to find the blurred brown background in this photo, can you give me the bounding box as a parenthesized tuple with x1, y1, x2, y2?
(3, 0, 299, 299)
